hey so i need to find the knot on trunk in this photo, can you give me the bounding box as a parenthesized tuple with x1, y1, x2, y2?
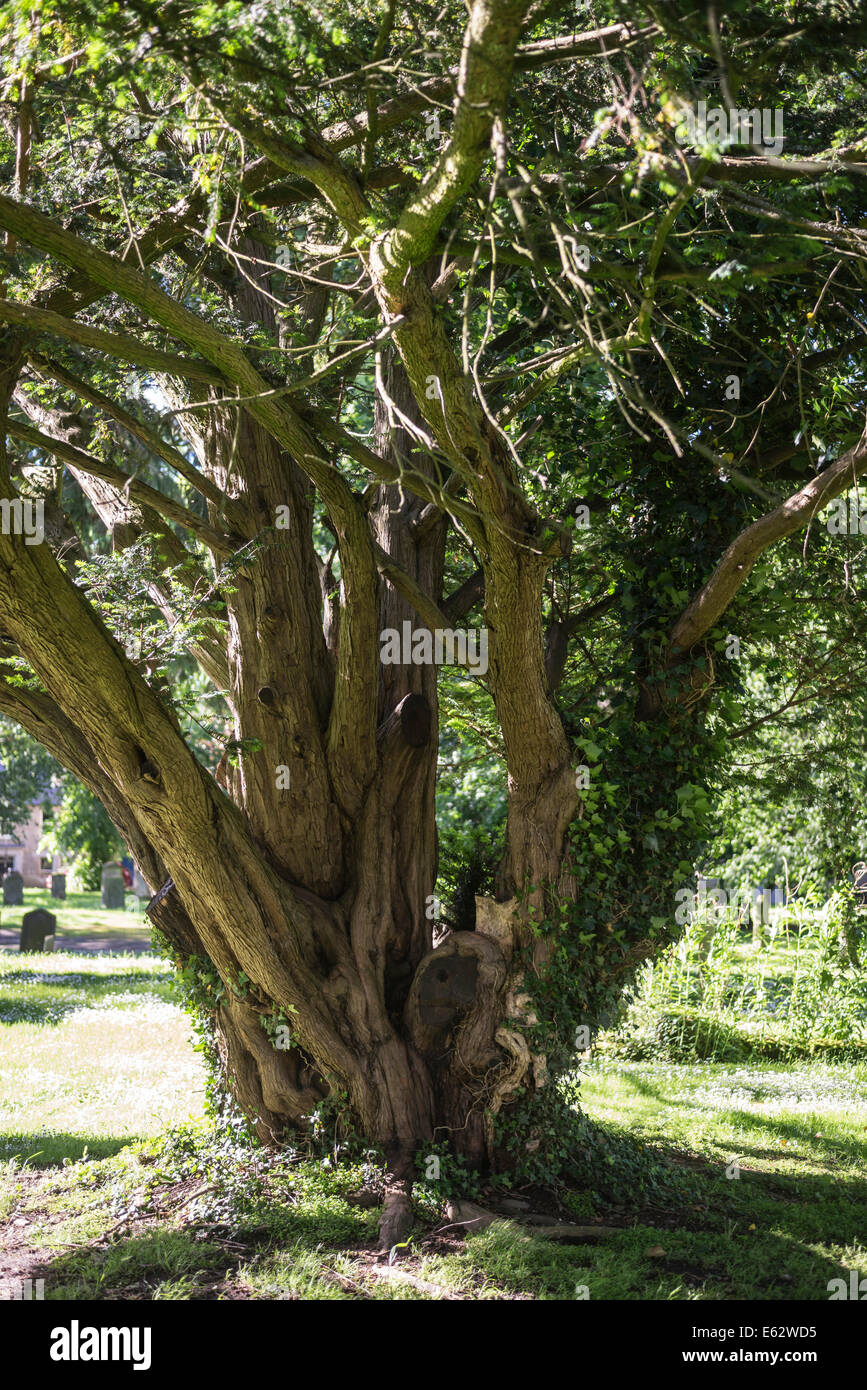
(378, 691, 431, 748)
(474, 895, 519, 960)
(404, 930, 508, 1063)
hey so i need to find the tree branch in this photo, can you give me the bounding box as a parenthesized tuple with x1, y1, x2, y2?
(670, 425, 867, 652)
(29, 355, 243, 520)
(0, 299, 226, 385)
(0, 192, 382, 806)
(7, 417, 237, 555)
(371, 0, 534, 288)
(319, 22, 654, 153)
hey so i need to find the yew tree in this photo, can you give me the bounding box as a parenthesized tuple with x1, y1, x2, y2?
(1, 0, 867, 1242)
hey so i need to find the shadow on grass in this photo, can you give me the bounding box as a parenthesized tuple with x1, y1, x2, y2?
(5, 1111, 864, 1301)
(1, 968, 167, 987)
(603, 1069, 867, 1164)
(28, 1193, 374, 1300)
(0, 1132, 137, 1165)
(22, 1178, 865, 1301)
(0, 967, 175, 1025)
(715, 1107, 867, 1162)
(38, 1229, 231, 1300)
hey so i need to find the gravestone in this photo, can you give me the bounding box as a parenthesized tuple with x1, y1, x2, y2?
(132, 868, 150, 900)
(50, 873, 66, 900)
(2, 871, 23, 906)
(101, 862, 125, 910)
(853, 862, 867, 905)
(131, 868, 150, 914)
(20, 908, 56, 952)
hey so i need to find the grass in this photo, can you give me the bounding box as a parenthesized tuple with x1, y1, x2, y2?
(575, 1058, 867, 1299)
(0, 948, 205, 1165)
(3, 1068, 864, 1300)
(0, 887, 152, 951)
(0, 917, 865, 1300)
(604, 899, 867, 1062)
(1, 1053, 864, 1299)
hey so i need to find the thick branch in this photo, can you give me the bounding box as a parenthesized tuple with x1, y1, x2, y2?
(372, 0, 534, 288)
(320, 22, 654, 152)
(0, 191, 382, 805)
(30, 355, 242, 519)
(7, 417, 237, 555)
(0, 299, 226, 385)
(670, 427, 867, 652)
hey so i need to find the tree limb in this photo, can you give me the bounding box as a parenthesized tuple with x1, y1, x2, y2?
(670, 425, 867, 653)
(0, 191, 383, 807)
(7, 417, 237, 555)
(0, 299, 226, 385)
(29, 354, 243, 520)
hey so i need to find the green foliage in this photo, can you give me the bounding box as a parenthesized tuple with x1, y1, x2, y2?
(3, 0, 867, 1178)
(40, 778, 123, 889)
(0, 717, 59, 835)
(606, 891, 867, 1063)
(494, 1074, 696, 1207)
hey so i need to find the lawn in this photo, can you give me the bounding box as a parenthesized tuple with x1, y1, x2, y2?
(0, 939, 865, 1300)
(0, 887, 153, 954)
(0, 948, 205, 1167)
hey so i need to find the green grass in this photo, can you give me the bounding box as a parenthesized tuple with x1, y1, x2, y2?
(572, 1058, 867, 1299)
(0, 887, 152, 951)
(1, 915, 865, 1300)
(0, 948, 205, 1165)
(604, 902, 867, 1062)
(1, 1053, 864, 1299)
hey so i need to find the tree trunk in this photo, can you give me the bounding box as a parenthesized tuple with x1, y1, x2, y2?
(0, 309, 574, 1247)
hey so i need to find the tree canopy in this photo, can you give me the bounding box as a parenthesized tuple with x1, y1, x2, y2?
(1, 0, 866, 1244)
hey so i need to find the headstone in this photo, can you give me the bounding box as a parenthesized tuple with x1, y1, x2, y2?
(20, 908, 56, 952)
(2, 871, 23, 906)
(50, 873, 66, 900)
(132, 867, 150, 900)
(101, 862, 125, 910)
(770, 887, 785, 907)
(853, 863, 867, 905)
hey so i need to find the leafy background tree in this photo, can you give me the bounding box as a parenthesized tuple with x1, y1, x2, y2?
(40, 777, 123, 889)
(0, 714, 58, 835)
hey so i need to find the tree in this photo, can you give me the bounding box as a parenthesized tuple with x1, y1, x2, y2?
(1, 0, 866, 1243)
(0, 715, 58, 835)
(40, 776, 124, 888)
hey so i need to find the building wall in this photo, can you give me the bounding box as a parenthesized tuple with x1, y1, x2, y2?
(0, 804, 62, 887)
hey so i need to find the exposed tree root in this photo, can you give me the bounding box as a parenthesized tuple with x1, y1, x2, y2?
(516, 1223, 621, 1242)
(443, 1199, 621, 1242)
(443, 1199, 500, 1233)
(377, 1178, 415, 1251)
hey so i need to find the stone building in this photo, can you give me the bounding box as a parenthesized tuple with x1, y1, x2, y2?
(0, 801, 63, 887)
